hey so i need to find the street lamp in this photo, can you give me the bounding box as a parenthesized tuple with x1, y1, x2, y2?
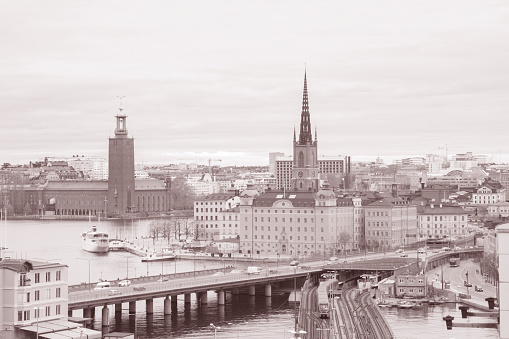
(34, 306, 45, 339)
(76, 258, 99, 291)
(210, 323, 221, 339)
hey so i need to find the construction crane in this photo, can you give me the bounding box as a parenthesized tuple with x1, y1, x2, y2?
(208, 159, 222, 174)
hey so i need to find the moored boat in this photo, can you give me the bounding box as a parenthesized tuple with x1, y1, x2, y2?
(81, 226, 109, 253)
(141, 250, 177, 262)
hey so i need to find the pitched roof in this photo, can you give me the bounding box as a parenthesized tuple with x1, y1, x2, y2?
(252, 191, 316, 207)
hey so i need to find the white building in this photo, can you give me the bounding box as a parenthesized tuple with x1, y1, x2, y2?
(417, 203, 469, 240)
(0, 259, 68, 335)
(193, 193, 240, 240)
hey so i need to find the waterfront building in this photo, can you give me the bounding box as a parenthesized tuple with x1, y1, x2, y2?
(193, 193, 240, 240)
(0, 259, 68, 334)
(395, 273, 427, 298)
(5, 108, 170, 218)
(417, 202, 469, 240)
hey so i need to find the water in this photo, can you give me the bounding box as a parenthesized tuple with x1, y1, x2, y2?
(1, 219, 500, 338)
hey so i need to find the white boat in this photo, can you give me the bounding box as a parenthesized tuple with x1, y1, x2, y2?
(81, 226, 109, 253)
(141, 250, 176, 262)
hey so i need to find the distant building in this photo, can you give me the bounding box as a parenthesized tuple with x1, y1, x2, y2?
(193, 193, 240, 240)
(417, 202, 468, 240)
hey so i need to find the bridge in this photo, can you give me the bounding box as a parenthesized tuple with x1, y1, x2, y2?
(68, 266, 320, 326)
(68, 248, 483, 329)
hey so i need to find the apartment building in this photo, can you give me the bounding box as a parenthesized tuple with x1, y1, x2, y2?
(193, 193, 240, 240)
(417, 203, 469, 240)
(0, 259, 68, 334)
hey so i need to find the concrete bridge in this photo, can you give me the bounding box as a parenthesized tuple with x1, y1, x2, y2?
(68, 266, 320, 327)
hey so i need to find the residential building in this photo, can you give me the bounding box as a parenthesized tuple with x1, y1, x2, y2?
(417, 203, 469, 240)
(193, 193, 240, 240)
(0, 259, 68, 334)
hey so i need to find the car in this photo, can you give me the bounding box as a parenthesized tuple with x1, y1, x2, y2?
(212, 272, 225, 276)
(442, 247, 452, 252)
(475, 286, 483, 292)
(94, 281, 111, 290)
(229, 269, 244, 275)
(289, 260, 299, 266)
(399, 253, 408, 257)
(328, 256, 339, 262)
(395, 249, 404, 254)
(417, 248, 426, 254)
(464, 281, 472, 287)
(118, 279, 131, 287)
(157, 277, 169, 283)
(432, 249, 440, 253)
(109, 289, 122, 296)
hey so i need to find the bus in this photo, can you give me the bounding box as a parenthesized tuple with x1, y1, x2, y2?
(449, 257, 460, 267)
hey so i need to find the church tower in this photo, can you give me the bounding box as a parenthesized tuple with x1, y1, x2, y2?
(107, 106, 136, 217)
(292, 71, 320, 191)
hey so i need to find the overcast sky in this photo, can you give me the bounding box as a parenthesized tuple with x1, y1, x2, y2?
(2, 1, 509, 166)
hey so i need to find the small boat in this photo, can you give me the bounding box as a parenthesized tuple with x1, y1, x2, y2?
(81, 226, 109, 253)
(141, 250, 177, 262)
(397, 301, 415, 309)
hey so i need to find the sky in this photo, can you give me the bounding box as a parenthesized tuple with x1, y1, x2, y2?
(2, 1, 509, 166)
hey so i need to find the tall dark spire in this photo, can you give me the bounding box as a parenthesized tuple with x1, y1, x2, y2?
(299, 70, 313, 145)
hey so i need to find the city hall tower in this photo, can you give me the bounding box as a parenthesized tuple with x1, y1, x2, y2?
(107, 107, 136, 217)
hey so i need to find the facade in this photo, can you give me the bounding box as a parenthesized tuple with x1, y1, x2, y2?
(0, 259, 68, 334)
(417, 203, 469, 240)
(364, 195, 418, 250)
(193, 193, 240, 240)
(487, 202, 509, 218)
(218, 207, 241, 240)
(472, 185, 506, 205)
(395, 273, 427, 298)
(107, 109, 136, 217)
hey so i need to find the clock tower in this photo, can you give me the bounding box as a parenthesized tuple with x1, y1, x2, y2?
(292, 71, 320, 191)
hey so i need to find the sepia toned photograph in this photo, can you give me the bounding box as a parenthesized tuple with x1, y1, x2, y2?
(0, 1, 508, 338)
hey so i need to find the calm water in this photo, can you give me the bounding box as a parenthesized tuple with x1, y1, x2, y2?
(1, 219, 500, 338)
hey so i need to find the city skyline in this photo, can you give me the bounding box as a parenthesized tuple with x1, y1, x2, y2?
(2, 1, 509, 166)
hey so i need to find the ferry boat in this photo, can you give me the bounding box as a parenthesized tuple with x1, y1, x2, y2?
(81, 226, 109, 253)
(141, 250, 177, 262)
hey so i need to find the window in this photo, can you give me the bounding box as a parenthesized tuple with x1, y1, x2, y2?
(26, 292, 30, 302)
(56, 288, 61, 298)
(35, 273, 40, 284)
(35, 290, 40, 301)
(56, 271, 61, 281)
(45, 306, 50, 317)
(56, 305, 61, 315)
(46, 289, 51, 299)
(24, 310, 30, 321)
(18, 311, 23, 321)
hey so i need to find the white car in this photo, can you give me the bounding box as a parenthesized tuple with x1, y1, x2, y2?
(417, 248, 426, 254)
(395, 249, 404, 254)
(118, 279, 131, 287)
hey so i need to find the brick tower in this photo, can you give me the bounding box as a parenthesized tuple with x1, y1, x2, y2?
(107, 107, 135, 217)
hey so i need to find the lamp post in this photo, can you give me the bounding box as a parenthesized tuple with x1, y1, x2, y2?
(34, 306, 44, 339)
(210, 323, 221, 339)
(76, 258, 99, 291)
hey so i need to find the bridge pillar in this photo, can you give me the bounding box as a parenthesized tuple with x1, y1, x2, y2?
(184, 293, 191, 303)
(265, 284, 272, 297)
(102, 305, 109, 327)
(68, 309, 72, 317)
(83, 307, 92, 319)
(217, 290, 225, 305)
(164, 296, 171, 315)
(91, 307, 96, 318)
(248, 285, 256, 296)
(232, 288, 240, 295)
(200, 291, 208, 304)
(115, 303, 122, 313)
(171, 295, 178, 305)
(146, 299, 154, 314)
(129, 301, 136, 314)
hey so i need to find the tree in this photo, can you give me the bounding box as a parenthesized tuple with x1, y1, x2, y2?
(338, 232, 352, 252)
(169, 176, 196, 210)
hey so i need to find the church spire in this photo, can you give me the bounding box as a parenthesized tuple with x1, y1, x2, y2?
(298, 70, 313, 145)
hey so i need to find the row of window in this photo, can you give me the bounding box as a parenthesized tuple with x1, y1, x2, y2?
(248, 234, 316, 241)
(421, 215, 466, 221)
(28, 271, 61, 285)
(21, 287, 61, 303)
(18, 305, 61, 321)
